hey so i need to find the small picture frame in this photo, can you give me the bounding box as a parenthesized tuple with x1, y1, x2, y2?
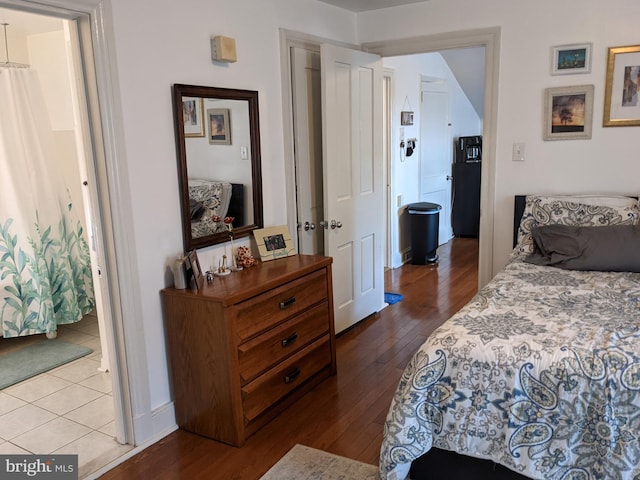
(603, 44, 640, 127)
(208, 108, 231, 145)
(551, 43, 592, 75)
(543, 85, 594, 141)
(184, 250, 204, 290)
(182, 97, 204, 137)
(400, 111, 414, 125)
(253, 225, 297, 262)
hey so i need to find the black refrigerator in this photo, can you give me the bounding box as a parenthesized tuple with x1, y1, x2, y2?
(452, 135, 482, 237)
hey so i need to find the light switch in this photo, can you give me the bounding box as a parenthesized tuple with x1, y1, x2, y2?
(240, 146, 248, 160)
(512, 143, 525, 162)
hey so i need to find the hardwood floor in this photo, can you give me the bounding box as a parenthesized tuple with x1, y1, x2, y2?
(99, 237, 479, 480)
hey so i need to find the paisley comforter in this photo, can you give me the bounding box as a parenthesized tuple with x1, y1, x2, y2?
(380, 255, 640, 480)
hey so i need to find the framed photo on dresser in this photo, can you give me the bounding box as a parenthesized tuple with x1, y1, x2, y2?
(184, 250, 204, 290)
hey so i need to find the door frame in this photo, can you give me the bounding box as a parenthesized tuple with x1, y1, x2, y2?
(363, 27, 499, 288)
(0, 0, 151, 446)
(279, 29, 359, 252)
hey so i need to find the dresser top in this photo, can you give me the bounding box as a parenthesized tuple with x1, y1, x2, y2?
(161, 254, 332, 305)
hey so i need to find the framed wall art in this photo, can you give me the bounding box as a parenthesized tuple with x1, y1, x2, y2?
(208, 108, 231, 144)
(603, 44, 640, 127)
(252, 225, 297, 262)
(551, 43, 592, 75)
(400, 111, 414, 125)
(182, 97, 204, 137)
(543, 85, 594, 141)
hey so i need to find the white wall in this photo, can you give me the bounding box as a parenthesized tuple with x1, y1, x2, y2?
(358, 0, 640, 273)
(106, 0, 357, 437)
(383, 52, 480, 267)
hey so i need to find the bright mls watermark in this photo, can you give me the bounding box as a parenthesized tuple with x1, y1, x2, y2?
(0, 455, 78, 479)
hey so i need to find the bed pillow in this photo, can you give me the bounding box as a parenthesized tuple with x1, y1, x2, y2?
(525, 224, 640, 272)
(515, 195, 640, 255)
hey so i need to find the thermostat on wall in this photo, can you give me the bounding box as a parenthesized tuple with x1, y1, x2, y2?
(211, 35, 237, 63)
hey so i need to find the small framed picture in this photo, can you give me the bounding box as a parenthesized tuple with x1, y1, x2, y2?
(543, 85, 594, 141)
(603, 44, 640, 127)
(182, 97, 204, 137)
(551, 43, 592, 75)
(207, 108, 231, 145)
(252, 225, 297, 262)
(400, 111, 414, 125)
(184, 250, 204, 290)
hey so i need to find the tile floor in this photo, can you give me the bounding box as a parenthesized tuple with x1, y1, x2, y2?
(0, 314, 133, 478)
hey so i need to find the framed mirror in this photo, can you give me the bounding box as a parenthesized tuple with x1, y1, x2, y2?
(172, 84, 263, 251)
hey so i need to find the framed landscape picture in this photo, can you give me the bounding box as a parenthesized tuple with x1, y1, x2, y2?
(551, 43, 592, 75)
(603, 44, 640, 127)
(543, 85, 594, 141)
(182, 97, 204, 137)
(208, 108, 231, 144)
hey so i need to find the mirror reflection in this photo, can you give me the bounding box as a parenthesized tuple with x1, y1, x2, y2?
(173, 84, 263, 251)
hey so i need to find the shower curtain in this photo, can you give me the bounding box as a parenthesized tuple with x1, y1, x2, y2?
(0, 67, 94, 338)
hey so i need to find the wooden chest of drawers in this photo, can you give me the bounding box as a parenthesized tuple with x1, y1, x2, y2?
(160, 255, 336, 446)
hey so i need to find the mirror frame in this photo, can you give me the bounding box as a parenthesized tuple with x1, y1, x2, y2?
(172, 84, 263, 251)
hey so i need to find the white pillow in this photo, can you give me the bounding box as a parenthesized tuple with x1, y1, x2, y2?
(515, 195, 640, 255)
(537, 195, 638, 208)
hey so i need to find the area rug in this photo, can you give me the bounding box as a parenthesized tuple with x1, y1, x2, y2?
(384, 292, 403, 305)
(260, 444, 379, 480)
(0, 340, 93, 389)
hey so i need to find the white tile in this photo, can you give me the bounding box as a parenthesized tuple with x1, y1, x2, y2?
(11, 417, 91, 454)
(4, 374, 72, 403)
(53, 430, 132, 479)
(0, 392, 27, 416)
(34, 384, 102, 416)
(97, 421, 116, 437)
(64, 396, 114, 430)
(0, 404, 57, 440)
(48, 357, 101, 383)
(79, 372, 112, 394)
(54, 329, 94, 346)
(0, 441, 31, 454)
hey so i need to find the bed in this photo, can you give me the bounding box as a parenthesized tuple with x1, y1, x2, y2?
(188, 178, 244, 238)
(380, 194, 640, 480)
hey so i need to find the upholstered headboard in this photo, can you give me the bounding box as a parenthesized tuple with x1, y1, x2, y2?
(513, 195, 527, 247)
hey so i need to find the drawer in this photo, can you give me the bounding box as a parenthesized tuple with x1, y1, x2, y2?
(242, 336, 331, 423)
(234, 269, 327, 342)
(238, 302, 329, 385)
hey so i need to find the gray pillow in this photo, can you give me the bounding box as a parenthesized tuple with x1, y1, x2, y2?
(525, 224, 640, 272)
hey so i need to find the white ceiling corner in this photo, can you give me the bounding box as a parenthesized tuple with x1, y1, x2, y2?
(317, 0, 429, 12)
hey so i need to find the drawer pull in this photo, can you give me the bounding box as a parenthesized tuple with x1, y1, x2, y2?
(281, 332, 299, 348)
(284, 367, 301, 384)
(279, 296, 296, 309)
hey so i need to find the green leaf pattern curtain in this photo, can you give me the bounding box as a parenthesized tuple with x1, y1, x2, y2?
(0, 67, 94, 338)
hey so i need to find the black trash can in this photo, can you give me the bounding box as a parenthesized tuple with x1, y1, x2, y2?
(407, 202, 441, 265)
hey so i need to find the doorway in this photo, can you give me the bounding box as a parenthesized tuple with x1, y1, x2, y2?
(282, 30, 495, 286)
(0, 5, 132, 476)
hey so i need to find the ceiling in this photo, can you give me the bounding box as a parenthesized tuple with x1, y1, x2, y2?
(0, 8, 63, 35)
(318, 0, 429, 12)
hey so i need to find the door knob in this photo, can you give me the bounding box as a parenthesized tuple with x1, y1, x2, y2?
(330, 219, 342, 229)
(303, 221, 316, 231)
(446, 175, 453, 181)
(319, 221, 328, 229)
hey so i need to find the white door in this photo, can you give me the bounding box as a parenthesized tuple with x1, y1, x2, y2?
(419, 80, 454, 243)
(321, 44, 385, 334)
(291, 47, 324, 255)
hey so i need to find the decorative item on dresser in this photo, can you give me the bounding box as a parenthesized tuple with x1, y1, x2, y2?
(160, 254, 336, 447)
